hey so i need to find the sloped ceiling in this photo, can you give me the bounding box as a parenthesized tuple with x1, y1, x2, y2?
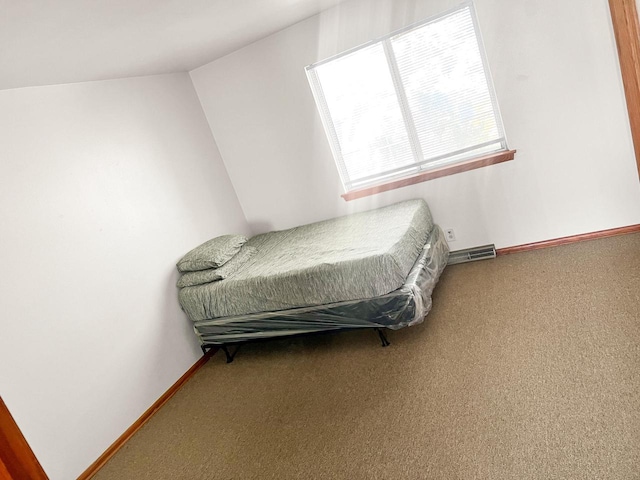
(0, 0, 350, 90)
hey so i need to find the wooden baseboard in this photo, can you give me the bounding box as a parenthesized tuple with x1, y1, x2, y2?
(77, 354, 211, 480)
(496, 224, 640, 256)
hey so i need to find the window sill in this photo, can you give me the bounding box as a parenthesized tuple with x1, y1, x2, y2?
(341, 149, 517, 201)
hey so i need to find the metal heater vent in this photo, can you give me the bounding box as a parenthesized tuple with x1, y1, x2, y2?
(447, 244, 496, 265)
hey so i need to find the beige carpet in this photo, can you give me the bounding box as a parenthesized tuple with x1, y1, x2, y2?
(95, 233, 640, 480)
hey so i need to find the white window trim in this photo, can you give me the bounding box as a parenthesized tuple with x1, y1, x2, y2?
(306, 1, 510, 193)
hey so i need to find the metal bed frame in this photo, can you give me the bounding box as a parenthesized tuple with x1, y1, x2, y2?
(201, 327, 391, 363)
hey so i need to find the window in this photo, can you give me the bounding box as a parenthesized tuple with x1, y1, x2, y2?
(306, 2, 512, 198)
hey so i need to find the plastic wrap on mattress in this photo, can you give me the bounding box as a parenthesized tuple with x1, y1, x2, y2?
(193, 225, 449, 345)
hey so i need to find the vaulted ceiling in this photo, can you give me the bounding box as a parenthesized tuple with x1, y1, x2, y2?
(0, 0, 350, 90)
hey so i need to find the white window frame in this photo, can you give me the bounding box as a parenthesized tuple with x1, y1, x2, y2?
(306, 1, 510, 194)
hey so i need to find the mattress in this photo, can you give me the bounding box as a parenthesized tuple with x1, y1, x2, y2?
(179, 199, 434, 321)
(193, 225, 449, 345)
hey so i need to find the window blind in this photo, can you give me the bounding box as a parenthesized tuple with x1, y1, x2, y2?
(306, 2, 507, 191)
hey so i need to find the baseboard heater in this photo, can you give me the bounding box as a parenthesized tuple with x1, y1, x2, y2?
(447, 244, 496, 265)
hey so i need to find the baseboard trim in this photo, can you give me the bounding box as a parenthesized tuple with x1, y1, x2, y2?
(77, 353, 211, 480)
(496, 224, 640, 256)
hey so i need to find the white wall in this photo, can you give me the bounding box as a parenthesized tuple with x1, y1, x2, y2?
(191, 0, 640, 249)
(0, 74, 249, 479)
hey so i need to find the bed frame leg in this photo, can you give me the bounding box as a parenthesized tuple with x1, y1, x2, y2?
(375, 328, 390, 347)
(221, 345, 241, 363)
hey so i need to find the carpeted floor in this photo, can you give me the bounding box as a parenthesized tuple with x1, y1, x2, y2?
(95, 233, 640, 480)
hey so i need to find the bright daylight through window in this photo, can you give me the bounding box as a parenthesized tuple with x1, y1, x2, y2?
(306, 2, 509, 193)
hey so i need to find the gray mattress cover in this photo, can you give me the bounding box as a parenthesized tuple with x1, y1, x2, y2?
(192, 225, 449, 345)
(179, 199, 434, 320)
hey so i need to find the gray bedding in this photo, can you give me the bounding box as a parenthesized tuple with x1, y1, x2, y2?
(192, 225, 449, 345)
(179, 199, 434, 321)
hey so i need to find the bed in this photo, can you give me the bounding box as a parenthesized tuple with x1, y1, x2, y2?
(177, 199, 449, 361)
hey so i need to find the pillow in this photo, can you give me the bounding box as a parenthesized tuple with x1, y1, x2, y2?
(176, 269, 222, 288)
(176, 234, 247, 273)
(177, 246, 258, 288)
